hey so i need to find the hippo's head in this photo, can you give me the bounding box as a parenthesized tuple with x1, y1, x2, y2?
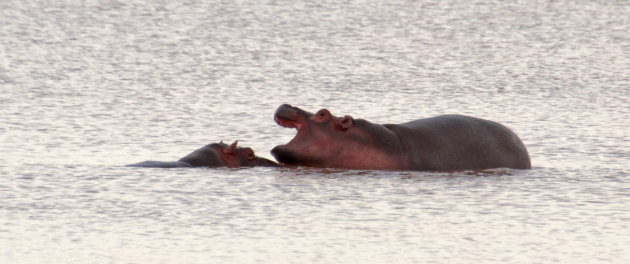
(271, 104, 401, 169)
(180, 141, 278, 167)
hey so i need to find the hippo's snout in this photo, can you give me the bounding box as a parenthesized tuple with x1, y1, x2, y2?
(275, 104, 299, 118)
(256, 157, 280, 167)
(274, 104, 307, 129)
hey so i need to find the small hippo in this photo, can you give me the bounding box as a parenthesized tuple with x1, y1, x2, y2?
(128, 141, 278, 168)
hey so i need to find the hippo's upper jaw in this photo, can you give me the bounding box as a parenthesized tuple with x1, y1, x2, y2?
(274, 115, 298, 129)
(274, 104, 310, 130)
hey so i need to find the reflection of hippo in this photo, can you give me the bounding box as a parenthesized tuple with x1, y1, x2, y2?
(271, 104, 531, 171)
(128, 141, 278, 168)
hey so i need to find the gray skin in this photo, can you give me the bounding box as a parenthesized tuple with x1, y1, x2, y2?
(127, 141, 278, 168)
(271, 104, 531, 171)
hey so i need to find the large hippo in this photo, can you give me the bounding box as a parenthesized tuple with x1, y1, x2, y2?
(271, 104, 531, 171)
(128, 141, 278, 168)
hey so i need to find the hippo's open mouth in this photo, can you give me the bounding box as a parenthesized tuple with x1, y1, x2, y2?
(272, 104, 307, 164)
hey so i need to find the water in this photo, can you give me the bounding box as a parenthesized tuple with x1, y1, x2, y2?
(1, 0, 629, 263)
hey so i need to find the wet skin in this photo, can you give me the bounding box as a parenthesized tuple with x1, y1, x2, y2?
(271, 104, 531, 171)
(127, 141, 278, 168)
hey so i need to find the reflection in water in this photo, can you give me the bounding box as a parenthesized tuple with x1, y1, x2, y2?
(1, 0, 629, 263)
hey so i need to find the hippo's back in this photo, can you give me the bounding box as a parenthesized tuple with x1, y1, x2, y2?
(386, 115, 531, 171)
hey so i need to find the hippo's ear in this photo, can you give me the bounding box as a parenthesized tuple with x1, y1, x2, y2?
(224, 140, 238, 155)
(339, 115, 354, 130)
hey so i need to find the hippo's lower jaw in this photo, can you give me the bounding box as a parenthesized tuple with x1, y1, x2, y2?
(270, 145, 298, 165)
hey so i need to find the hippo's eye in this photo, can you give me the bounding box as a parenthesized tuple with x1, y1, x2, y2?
(245, 149, 255, 161)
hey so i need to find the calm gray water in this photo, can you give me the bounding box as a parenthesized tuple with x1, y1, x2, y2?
(1, 0, 629, 263)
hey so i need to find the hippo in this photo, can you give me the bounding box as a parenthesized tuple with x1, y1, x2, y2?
(127, 140, 278, 168)
(271, 104, 531, 171)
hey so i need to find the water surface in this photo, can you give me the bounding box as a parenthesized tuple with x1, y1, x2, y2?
(1, 1, 629, 263)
